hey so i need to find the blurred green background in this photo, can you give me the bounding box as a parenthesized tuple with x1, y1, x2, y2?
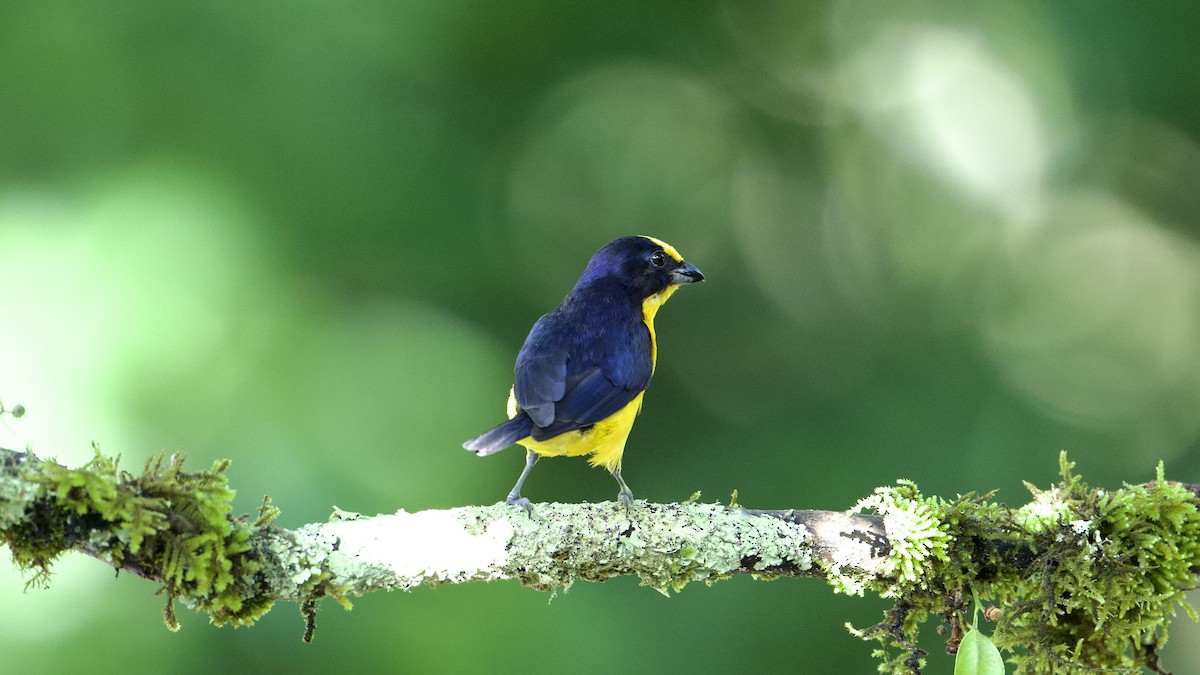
(3, 1, 1200, 673)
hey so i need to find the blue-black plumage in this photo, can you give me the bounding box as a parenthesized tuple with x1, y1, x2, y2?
(463, 235, 703, 512)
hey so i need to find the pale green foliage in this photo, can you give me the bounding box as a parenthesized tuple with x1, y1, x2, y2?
(852, 480, 952, 595)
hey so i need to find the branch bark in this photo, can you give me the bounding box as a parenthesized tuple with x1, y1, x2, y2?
(267, 502, 889, 596)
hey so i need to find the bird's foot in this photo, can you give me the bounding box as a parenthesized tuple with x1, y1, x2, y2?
(611, 468, 634, 516)
(506, 493, 533, 516)
(618, 489, 633, 516)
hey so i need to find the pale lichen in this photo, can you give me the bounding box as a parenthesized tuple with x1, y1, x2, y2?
(0, 461, 37, 531)
(455, 501, 814, 594)
(327, 508, 514, 588)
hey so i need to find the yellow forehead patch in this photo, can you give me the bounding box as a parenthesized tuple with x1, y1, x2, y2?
(639, 235, 684, 262)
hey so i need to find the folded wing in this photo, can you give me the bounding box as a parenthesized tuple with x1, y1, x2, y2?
(514, 313, 653, 440)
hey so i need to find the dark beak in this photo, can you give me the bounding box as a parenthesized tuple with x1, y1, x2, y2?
(670, 261, 705, 284)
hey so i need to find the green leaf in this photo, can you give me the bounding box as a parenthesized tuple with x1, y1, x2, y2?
(954, 628, 1006, 675)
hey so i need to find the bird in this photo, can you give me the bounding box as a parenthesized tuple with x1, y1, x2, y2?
(463, 235, 704, 512)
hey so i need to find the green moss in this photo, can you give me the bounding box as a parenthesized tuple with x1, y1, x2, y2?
(1, 447, 279, 629)
(852, 480, 953, 595)
(848, 453, 1200, 674)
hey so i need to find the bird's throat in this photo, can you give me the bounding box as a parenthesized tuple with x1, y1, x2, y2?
(642, 284, 680, 371)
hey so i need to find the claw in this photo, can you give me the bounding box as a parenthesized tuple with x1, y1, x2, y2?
(613, 468, 634, 516)
(506, 494, 533, 516)
(618, 489, 633, 515)
(502, 450, 538, 517)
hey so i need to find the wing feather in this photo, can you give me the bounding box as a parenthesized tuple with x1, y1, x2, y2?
(514, 351, 566, 427)
(513, 307, 653, 439)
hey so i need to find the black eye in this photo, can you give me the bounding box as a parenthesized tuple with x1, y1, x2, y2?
(650, 251, 667, 267)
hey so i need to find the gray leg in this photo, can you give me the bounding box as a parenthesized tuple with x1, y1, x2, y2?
(506, 450, 538, 514)
(612, 468, 633, 514)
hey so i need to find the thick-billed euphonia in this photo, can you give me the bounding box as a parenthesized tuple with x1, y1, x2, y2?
(464, 235, 704, 511)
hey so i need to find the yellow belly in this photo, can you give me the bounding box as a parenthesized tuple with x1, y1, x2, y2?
(508, 389, 645, 472)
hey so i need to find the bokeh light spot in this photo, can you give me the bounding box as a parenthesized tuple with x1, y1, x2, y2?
(981, 192, 1200, 449)
(836, 22, 1066, 217)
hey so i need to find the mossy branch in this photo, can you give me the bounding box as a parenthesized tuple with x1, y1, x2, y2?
(2, 446, 1198, 675)
(0, 446, 884, 623)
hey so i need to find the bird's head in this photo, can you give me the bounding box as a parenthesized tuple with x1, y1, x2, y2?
(578, 236, 705, 299)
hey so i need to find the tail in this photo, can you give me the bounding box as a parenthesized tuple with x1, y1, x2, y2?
(463, 414, 533, 456)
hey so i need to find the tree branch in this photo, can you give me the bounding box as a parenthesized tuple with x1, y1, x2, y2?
(2, 445, 1198, 674)
(0, 444, 887, 605)
(270, 502, 889, 595)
